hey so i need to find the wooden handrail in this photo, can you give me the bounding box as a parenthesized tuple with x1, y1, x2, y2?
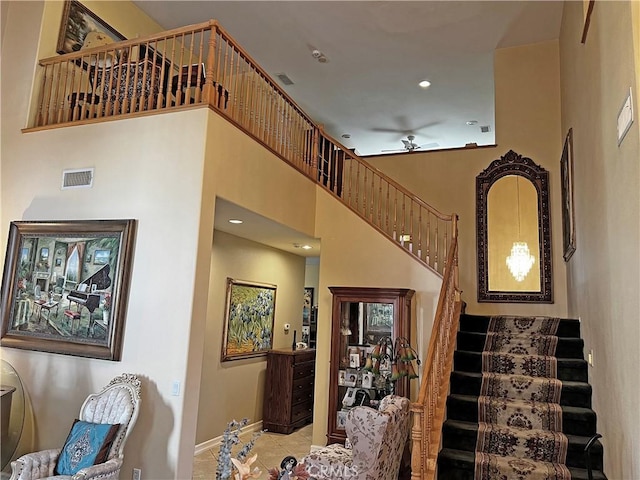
(410, 226, 461, 480)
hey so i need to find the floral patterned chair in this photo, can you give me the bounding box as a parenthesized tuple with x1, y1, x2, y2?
(303, 395, 410, 480)
(9, 373, 141, 480)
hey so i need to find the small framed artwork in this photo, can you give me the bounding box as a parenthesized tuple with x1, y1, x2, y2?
(57, 0, 125, 55)
(560, 128, 576, 261)
(221, 278, 276, 361)
(362, 371, 374, 389)
(349, 352, 360, 369)
(337, 411, 348, 429)
(342, 387, 357, 407)
(0, 219, 137, 361)
(302, 287, 314, 325)
(344, 371, 357, 387)
(93, 249, 110, 265)
(338, 370, 346, 386)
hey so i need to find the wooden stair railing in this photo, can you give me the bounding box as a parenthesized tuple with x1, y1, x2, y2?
(28, 19, 458, 277)
(410, 231, 462, 480)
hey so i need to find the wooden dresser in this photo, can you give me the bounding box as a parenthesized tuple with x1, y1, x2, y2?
(263, 348, 316, 434)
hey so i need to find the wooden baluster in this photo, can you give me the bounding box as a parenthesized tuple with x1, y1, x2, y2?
(193, 31, 204, 103)
(369, 167, 375, 221)
(203, 25, 217, 107)
(417, 208, 423, 260)
(38, 64, 53, 126)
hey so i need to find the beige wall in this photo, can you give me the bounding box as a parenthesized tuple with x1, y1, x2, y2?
(368, 40, 567, 317)
(196, 230, 306, 444)
(559, 2, 640, 478)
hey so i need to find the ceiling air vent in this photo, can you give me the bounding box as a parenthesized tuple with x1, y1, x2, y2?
(275, 73, 294, 86)
(480, 125, 491, 133)
(62, 168, 94, 190)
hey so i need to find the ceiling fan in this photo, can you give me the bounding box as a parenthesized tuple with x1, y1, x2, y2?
(382, 135, 439, 153)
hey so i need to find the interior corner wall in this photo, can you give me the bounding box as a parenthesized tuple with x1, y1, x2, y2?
(196, 230, 306, 445)
(310, 190, 443, 446)
(559, 2, 639, 478)
(368, 39, 567, 318)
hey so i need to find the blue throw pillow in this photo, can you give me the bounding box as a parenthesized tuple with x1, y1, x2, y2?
(55, 419, 120, 475)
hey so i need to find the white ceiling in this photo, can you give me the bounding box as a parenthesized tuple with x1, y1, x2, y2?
(133, 1, 563, 255)
(133, 1, 563, 156)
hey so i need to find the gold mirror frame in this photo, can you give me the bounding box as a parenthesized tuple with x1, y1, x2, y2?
(476, 150, 553, 303)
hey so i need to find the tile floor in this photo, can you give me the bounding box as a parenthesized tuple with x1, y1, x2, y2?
(193, 424, 314, 479)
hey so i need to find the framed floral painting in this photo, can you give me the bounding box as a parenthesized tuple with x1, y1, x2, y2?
(221, 278, 276, 361)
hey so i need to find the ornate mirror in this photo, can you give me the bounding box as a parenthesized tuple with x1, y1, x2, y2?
(476, 150, 553, 303)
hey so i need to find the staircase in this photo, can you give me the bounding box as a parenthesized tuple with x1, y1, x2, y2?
(437, 313, 607, 480)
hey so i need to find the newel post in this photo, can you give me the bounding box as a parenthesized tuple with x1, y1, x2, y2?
(203, 21, 218, 106)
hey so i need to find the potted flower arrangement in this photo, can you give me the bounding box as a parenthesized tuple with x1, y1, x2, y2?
(216, 419, 262, 480)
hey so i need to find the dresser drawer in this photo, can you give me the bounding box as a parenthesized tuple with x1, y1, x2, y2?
(293, 350, 316, 365)
(293, 361, 315, 379)
(292, 400, 313, 423)
(291, 384, 314, 406)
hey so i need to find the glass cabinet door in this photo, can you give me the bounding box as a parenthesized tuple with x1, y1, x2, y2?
(327, 287, 415, 445)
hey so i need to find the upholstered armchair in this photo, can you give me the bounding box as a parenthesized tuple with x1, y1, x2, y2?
(303, 395, 410, 480)
(9, 373, 141, 480)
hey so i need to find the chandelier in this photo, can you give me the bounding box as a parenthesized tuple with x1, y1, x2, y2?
(506, 241, 535, 281)
(506, 176, 535, 282)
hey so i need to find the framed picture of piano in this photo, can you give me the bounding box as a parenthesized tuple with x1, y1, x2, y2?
(0, 219, 137, 361)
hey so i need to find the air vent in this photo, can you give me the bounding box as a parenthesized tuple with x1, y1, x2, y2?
(275, 73, 294, 86)
(62, 168, 94, 189)
(480, 125, 491, 133)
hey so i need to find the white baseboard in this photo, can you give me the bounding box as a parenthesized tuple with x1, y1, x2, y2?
(194, 420, 264, 456)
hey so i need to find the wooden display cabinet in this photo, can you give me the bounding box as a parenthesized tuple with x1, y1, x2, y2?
(326, 287, 415, 445)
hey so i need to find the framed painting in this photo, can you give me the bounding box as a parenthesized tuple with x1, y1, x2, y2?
(303, 287, 314, 325)
(57, 0, 125, 55)
(561, 128, 577, 261)
(221, 278, 276, 361)
(0, 219, 137, 360)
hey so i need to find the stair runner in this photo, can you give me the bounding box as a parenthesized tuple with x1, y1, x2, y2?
(437, 313, 607, 480)
(474, 316, 570, 480)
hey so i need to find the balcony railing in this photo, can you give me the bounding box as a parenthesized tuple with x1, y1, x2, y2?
(31, 19, 457, 277)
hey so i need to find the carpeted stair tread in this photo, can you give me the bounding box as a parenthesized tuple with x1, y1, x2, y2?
(441, 419, 603, 470)
(457, 330, 585, 358)
(437, 448, 608, 480)
(446, 394, 597, 436)
(460, 314, 581, 338)
(454, 350, 588, 382)
(449, 371, 592, 408)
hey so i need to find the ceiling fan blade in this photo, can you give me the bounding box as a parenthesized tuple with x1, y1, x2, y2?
(419, 142, 439, 149)
(401, 140, 411, 148)
(371, 127, 410, 134)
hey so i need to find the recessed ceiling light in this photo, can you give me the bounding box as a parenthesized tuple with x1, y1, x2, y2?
(342, 133, 351, 139)
(418, 80, 431, 89)
(466, 120, 478, 125)
(301, 245, 312, 250)
(228, 219, 243, 224)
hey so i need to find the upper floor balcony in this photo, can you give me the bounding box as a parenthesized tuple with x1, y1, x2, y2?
(29, 19, 456, 278)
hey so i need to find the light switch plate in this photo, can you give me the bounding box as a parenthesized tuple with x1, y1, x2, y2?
(617, 87, 634, 146)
